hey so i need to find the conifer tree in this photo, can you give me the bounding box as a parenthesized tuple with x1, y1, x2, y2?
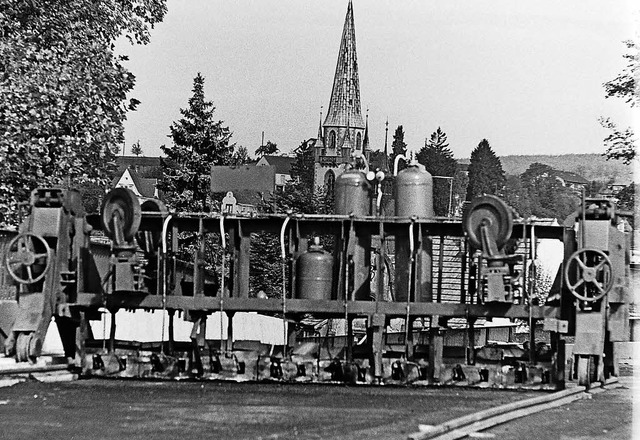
(417, 127, 457, 215)
(159, 73, 235, 212)
(390, 125, 408, 171)
(466, 139, 505, 201)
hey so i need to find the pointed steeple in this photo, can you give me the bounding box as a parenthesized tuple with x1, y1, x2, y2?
(323, 0, 365, 130)
(316, 107, 324, 145)
(382, 118, 389, 171)
(363, 110, 369, 152)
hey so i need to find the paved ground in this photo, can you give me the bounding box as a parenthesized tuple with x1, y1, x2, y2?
(486, 374, 638, 440)
(0, 379, 541, 440)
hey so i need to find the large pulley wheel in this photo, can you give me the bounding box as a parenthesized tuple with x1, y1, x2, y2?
(5, 233, 52, 284)
(462, 195, 513, 250)
(101, 188, 141, 242)
(564, 248, 613, 302)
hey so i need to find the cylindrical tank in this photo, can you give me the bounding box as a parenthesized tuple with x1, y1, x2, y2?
(395, 165, 434, 218)
(296, 242, 334, 300)
(335, 169, 370, 216)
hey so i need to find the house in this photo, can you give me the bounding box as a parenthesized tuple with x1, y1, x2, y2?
(112, 156, 163, 200)
(551, 170, 589, 190)
(255, 155, 296, 191)
(115, 156, 162, 177)
(111, 167, 159, 199)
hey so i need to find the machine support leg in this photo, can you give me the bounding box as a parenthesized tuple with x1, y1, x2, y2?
(368, 313, 386, 381)
(466, 317, 476, 365)
(550, 332, 565, 388)
(75, 311, 88, 370)
(529, 318, 537, 363)
(347, 316, 353, 362)
(428, 328, 444, 383)
(108, 310, 117, 353)
(167, 309, 175, 355)
(55, 316, 79, 360)
(405, 317, 415, 361)
(190, 315, 206, 376)
(226, 312, 234, 353)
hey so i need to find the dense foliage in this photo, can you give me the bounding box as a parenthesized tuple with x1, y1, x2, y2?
(465, 139, 505, 200)
(601, 40, 638, 164)
(0, 0, 167, 226)
(502, 163, 580, 220)
(159, 73, 236, 212)
(255, 140, 279, 157)
(416, 127, 457, 216)
(390, 125, 407, 171)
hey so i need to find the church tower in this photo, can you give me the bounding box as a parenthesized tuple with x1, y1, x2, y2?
(314, 1, 366, 188)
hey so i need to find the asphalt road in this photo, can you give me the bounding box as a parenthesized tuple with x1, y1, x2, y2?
(0, 379, 540, 440)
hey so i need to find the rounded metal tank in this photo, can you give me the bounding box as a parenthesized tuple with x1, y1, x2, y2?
(335, 169, 370, 216)
(296, 241, 333, 300)
(395, 165, 434, 218)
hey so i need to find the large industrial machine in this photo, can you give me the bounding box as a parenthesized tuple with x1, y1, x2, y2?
(0, 163, 631, 389)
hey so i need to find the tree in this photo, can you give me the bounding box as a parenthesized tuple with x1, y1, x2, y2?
(255, 140, 279, 157)
(466, 139, 505, 200)
(130, 140, 143, 156)
(601, 40, 638, 164)
(518, 163, 579, 220)
(416, 127, 457, 215)
(501, 174, 531, 218)
(0, 0, 167, 227)
(159, 73, 236, 212)
(229, 145, 251, 166)
(390, 125, 408, 172)
(290, 140, 316, 192)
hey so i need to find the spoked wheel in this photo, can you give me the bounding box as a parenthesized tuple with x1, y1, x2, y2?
(564, 248, 613, 302)
(5, 233, 52, 284)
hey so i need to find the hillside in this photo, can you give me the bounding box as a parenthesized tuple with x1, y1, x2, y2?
(459, 154, 634, 185)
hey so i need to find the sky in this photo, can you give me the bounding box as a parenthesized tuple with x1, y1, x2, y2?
(118, 0, 638, 159)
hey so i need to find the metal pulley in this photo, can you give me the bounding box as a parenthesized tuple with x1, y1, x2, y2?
(564, 248, 613, 302)
(462, 195, 513, 251)
(101, 188, 142, 243)
(4, 233, 52, 284)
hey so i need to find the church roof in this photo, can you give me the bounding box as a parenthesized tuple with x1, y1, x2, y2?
(323, 1, 365, 130)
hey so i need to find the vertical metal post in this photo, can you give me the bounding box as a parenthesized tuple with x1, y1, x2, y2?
(529, 225, 536, 363)
(437, 235, 444, 302)
(460, 238, 467, 304)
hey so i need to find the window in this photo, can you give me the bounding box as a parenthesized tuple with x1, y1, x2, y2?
(356, 132, 362, 150)
(324, 170, 335, 195)
(329, 130, 336, 149)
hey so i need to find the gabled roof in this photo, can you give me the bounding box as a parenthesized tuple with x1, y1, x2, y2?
(257, 155, 295, 176)
(112, 167, 157, 198)
(553, 170, 589, 185)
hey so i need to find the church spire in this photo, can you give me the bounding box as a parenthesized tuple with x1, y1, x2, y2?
(363, 109, 369, 152)
(317, 106, 324, 143)
(323, 0, 365, 130)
